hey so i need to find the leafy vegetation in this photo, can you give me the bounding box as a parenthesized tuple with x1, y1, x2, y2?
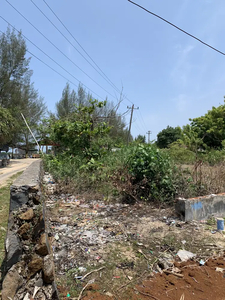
(43, 97, 225, 203)
(156, 126, 182, 148)
(0, 27, 46, 153)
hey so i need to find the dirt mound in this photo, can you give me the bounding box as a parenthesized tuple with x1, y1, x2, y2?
(78, 257, 225, 300)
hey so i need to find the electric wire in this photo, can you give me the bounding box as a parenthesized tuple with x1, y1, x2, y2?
(5, 0, 148, 113)
(0, 29, 78, 90)
(0, 19, 104, 100)
(41, 0, 121, 93)
(137, 109, 148, 132)
(3, 0, 149, 133)
(4, 0, 117, 99)
(128, 0, 225, 56)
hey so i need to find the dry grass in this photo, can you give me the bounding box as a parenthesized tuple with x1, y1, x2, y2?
(176, 161, 225, 198)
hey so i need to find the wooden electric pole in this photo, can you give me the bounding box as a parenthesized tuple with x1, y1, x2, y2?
(127, 104, 139, 145)
(146, 130, 151, 143)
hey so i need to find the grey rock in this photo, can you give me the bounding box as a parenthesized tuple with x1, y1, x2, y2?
(2, 265, 23, 300)
(10, 188, 29, 211)
(5, 232, 22, 271)
(43, 255, 54, 283)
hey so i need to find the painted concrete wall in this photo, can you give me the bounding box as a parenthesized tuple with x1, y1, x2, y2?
(175, 194, 225, 221)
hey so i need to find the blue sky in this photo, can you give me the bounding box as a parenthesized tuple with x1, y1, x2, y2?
(1, 0, 225, 141)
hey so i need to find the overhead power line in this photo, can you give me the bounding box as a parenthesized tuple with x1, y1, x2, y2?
(0, 29, 78, 88)
(0, 22, 104, 100)
(41, 0, 120, 93)
(4, 0, 117, 99)
(128, 0, 225, 56)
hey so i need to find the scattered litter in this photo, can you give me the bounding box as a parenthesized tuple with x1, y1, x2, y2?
(211, 230, 217, 234)
(78, 267, 87, 273)
(23, 293, 30, 300)
(105, 292, 114, 297)
(199, 259, 205, 266)
(67, 293, 71, 297)
(181, 240, 186, 245)
(216, 267, 225, 272)
(177, 250, 196, 262)
(54, 233, 59, 240)
(33, 286, 40, 298)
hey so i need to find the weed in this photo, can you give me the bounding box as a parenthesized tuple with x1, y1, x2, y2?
(0, 171, 23, 265)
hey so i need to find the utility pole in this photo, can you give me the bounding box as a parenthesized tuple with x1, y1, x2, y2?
(127, 104, 139, 145)
(146, 130, 151, 143)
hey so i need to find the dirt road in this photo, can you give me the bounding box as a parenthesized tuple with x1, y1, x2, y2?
(0, 158, 38, 187)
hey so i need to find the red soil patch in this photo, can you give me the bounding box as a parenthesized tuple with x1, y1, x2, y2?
(74, 257, 225, 300)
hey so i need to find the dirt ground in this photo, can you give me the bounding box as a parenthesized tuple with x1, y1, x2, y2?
(43, 174, 225, 300)
(0, 158, 37, 187)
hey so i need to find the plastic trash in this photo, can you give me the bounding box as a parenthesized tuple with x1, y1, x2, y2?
(54, 233, 59, 240)
(177, 250, 196, 262)
(78, 266, 87, 273)
(199, 259, 205, 265)
(217, 218, 224, 231)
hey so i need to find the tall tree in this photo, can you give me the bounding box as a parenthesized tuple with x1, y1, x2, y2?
(157, 126, 182, 148)
(0, 27, 45, 151)
(0, 106, 16, 145)
(135, 134, 146, 143)
(0, 27, 30, 110)
(190, 101, 225, 149)
(55, 83, 76, 119)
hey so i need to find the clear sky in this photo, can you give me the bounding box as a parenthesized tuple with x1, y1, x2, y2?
(1, 0, 225, 141)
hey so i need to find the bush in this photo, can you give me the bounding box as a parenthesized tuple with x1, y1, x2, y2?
(204, 149, 225, 166)
(125, 144, 175, 202)
(167, 144, 196, 164)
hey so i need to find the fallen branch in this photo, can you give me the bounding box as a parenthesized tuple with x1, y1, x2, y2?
(163, 270, 184, 278)
(138, 249, 149, 260)
(82, 266, 105, 281)
(78, 282, 90, 300)
(133, 288, 160, 300)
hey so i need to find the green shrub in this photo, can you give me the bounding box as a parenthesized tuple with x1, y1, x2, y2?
(204, 149, 225, 166)
(167, 144, 196, 164)
(125, 144, 175, 202)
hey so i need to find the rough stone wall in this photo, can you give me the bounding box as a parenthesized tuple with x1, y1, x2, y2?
(1, 160, 59, 300)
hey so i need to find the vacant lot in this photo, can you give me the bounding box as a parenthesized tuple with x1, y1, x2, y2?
(44, 175, 225, 300)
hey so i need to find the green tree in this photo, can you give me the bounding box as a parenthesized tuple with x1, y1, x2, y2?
(0, 106, 16, 145)
(156, 126, 182, 148)
(50, 99, 110, 159)
(190, 101, 225, 149)
(135, 134, 146, 143)
(55, 83, 76, 119)
(0, 27, 45, 151)
(0, 27, 30, 110)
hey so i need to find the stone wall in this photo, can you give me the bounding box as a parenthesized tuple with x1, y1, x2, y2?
(1, 160, 59, 300)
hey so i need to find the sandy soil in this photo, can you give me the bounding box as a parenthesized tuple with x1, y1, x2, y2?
(0, 158, 38, 187)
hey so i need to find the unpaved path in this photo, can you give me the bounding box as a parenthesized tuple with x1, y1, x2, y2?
(0, 158, 38, 187)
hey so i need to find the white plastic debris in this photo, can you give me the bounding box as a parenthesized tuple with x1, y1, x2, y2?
(177, 249, 196, 262)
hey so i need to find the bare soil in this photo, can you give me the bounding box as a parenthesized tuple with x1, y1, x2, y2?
(44, 175, 225, 300)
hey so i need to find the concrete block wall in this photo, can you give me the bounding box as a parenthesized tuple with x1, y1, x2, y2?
(175, 193, 225, 221)
(1, 160, 59, 300)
